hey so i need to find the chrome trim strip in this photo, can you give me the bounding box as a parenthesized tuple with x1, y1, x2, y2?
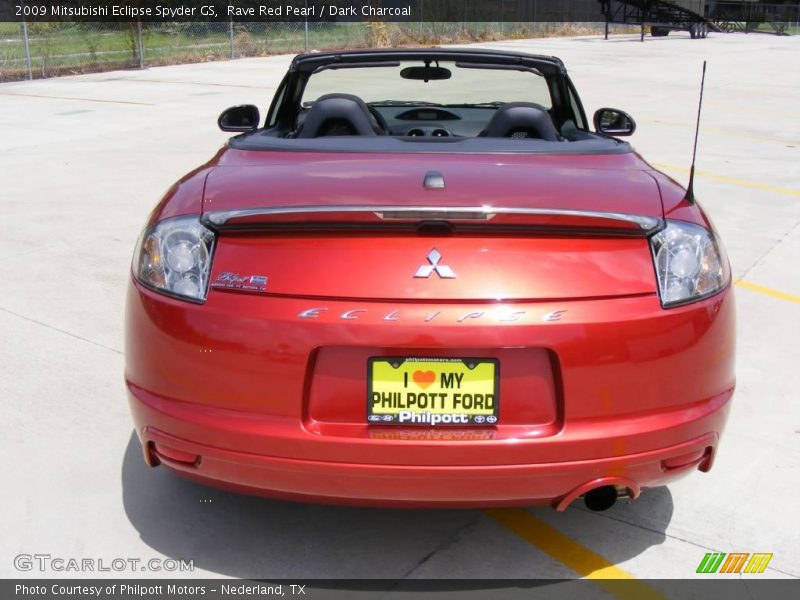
(202, 205, 663, 233)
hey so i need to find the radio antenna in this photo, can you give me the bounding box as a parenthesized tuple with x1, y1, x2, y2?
(685, 61, 707, 204)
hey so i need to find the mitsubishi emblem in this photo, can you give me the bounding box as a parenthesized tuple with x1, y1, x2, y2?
(414, 249, 456, 279)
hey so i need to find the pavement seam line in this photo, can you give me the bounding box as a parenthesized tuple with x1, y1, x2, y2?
(485, 508, 668, 600)
(0, 92, 155, 106)
(652, 163, 800, 197)
(0, 306, 123, 355)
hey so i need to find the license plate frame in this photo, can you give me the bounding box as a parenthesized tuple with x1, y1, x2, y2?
(367, 357, 499, 426)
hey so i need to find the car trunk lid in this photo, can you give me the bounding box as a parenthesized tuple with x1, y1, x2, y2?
(203, 152, 663, 222)
(204, 152, 662, 301)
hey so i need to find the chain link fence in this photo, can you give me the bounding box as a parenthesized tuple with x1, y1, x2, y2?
(0, 20, 614, 82)
(1, 3, 797, 82)
(708, 1, 800, 34)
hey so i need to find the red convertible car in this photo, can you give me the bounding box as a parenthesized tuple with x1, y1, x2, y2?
(126, 49, 735, 511)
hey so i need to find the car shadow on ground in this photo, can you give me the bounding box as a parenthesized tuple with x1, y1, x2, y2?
(121, 431, 674, 579)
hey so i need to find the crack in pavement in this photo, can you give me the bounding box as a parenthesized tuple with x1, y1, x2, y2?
(0, 305, 123, 355)
(738, 215, 800, 283)
(396, 512, 485, 580)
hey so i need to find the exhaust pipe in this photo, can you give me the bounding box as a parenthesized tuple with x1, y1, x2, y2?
(554, 477, 640, 512)
(583, 486, 618, 512)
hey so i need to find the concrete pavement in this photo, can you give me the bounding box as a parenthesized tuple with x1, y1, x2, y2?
(1, 31, 798, 582)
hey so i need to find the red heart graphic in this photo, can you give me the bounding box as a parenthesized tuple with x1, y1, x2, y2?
(412, 370, 436, 389)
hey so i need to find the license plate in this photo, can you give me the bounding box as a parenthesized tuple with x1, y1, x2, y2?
(367, 357, 499, 426)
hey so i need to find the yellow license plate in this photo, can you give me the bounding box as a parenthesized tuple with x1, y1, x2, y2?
(368, 357, 499, 426)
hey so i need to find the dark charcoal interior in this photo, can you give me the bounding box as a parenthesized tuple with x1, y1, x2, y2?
(291, 96, 563, 141)
(478, 103, 560, 140)
(296, 94, 385, 138)
(233, 93, 628, 154)
(229, 50, 632, 154)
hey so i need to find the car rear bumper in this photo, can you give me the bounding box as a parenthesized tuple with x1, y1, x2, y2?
(125, 278, 735, 508)
(128, 383, 731, 508)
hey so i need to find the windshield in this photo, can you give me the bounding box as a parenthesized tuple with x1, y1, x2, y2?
(301, 61, 553, 108)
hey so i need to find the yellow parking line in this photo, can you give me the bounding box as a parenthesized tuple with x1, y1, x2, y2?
(652, 163, 800, 197)
(707, 102, 800, 120)
(736, 280, 800, 304)
(485, 509, 667, 600)
(102, 77, 268, 89)
(0, 92, 154, 106)
(648, 119, 799, 146)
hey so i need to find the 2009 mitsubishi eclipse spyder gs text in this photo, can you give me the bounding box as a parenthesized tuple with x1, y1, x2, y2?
(125, 49, 735, 512)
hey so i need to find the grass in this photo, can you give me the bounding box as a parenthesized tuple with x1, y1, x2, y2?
(752, 22, 800, 35)
(0, 23, 373, 80)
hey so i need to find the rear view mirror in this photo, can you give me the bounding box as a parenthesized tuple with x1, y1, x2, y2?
(593, 108, 636, 136)
(400, 66, 452, 82)
(218, 105, 260, 132)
